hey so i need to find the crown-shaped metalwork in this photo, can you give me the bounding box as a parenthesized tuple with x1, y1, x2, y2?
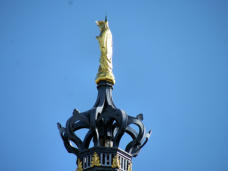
(57, 81, 151, 158)
(57, 17, 151, 171)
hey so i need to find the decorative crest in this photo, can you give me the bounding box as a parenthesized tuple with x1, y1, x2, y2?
(76, 159, 83, 171)
(112, 155, 120, 168)
(128, 162, 132, 171)
(91, 152, 101, 167)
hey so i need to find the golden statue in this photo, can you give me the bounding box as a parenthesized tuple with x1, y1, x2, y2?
(95, 17, 115, 85)
(128, 162, 132, 171)
(76, 159, 83, 171)
(112, 155, 120, 169)
(91, 152, 101, 167)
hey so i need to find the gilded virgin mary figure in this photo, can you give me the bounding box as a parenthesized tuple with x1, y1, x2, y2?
(95, 17, 115, 84)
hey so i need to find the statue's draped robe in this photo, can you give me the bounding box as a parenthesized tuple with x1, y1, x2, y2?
(96, 23, 115, 84)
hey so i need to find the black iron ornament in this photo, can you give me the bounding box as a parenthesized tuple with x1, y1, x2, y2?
(57, 17, 151, 171)
(57, 81, 151, 171)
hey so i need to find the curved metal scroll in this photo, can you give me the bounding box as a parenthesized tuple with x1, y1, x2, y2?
(57, 81, 151, 157)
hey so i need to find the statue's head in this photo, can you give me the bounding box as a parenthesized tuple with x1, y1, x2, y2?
(96, 16, 109, 31)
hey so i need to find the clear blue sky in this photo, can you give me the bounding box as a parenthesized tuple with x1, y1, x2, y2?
(0, 0, 228, 171)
